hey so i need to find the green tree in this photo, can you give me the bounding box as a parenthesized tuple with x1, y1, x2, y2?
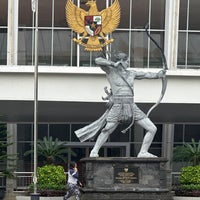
(0, 123, 17, 200)
(0, 123, 16, 178)
(24, 136, 76, 164)
(173, 138, 200, 166)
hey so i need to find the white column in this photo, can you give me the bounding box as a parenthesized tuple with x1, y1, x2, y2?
(7, 0, 19, 65)
(164, 0, 180, 69)
(162, 124, 174, 170)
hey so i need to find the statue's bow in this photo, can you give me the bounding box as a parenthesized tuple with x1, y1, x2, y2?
(145, 23, 168, 117)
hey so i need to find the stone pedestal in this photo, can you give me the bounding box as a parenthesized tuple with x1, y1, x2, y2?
(80, 157, 173, 200)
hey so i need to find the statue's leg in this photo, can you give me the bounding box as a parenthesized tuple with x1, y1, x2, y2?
(90, 122, 118, 157)
(136, 118, 157, 158)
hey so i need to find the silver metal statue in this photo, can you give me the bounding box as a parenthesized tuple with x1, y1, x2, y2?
(75, 53, 166, 158)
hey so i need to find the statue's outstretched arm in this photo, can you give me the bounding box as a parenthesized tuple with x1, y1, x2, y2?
(95, 57, 114, 66)
(135, 69, 166, 80)
(95, 57, 122, 68)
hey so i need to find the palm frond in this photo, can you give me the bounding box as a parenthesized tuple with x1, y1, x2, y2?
(24, 136, 76, 164)
(173, 138, 200, 166)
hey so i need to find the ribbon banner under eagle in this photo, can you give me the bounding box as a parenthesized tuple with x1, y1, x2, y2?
(66, 0, 121, 51)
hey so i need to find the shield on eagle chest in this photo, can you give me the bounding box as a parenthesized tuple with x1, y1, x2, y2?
(84, 16, 102, 36)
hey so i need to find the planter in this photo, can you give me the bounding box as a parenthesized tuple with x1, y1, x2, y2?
(37, 190, 65, 197)
(174, 188, 200, 197)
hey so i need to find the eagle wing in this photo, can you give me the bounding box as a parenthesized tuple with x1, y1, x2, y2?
(100, 0, 121, 34)
(65, 0, 87, 34)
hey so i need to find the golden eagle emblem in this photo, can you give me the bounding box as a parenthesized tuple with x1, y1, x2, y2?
(65, 0, 121, 51)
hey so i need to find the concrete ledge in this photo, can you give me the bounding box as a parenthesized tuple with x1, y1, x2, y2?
(173, 197, 200, 200)
(15, 196, 74, 200)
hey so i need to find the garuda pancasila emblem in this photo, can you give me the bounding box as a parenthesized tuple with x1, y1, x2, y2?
(65, 0, 121, 51)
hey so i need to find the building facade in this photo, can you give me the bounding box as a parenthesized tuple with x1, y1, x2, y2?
(0, 0, 200, 178)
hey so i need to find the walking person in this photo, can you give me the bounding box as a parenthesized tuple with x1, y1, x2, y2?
(63, 161, 82, 200)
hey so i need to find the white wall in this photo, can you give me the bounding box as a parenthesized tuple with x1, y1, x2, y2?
(0, 66, 200, 104)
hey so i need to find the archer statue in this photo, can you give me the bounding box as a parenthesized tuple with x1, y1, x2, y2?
(75, 51, 167, 158)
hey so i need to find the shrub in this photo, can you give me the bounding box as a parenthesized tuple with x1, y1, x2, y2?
(180, 165, 200, 186)
(30, 164, 67, 196)
(175, 165, 200, 197)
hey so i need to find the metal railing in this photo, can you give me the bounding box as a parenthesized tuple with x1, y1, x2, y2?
(0, 173, 6, 189)
(14, 172, 33, 190)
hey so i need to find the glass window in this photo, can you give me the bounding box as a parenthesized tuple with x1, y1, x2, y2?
(71, 147, 87, 162)
(132, 0, 149, 29)
(119, 0, 131, 29)
(132, 0, 165, 29)
(18, 0, 72, 66)
(184, 124, 200, 142)
(53, 30, 72, 66)
(54, 0, 68, 27)
(131, 31, 148, 68)
(179, 0, 188, 30)
(174, 124, 200, 143)
(112, 31, 130, 57)
(130, 31, 164, 68)
(38, 0, 52, 27)
(38, 29, 52, 65)
(153, 124, 162, 143)
(178, 0, 200, 68)
(17, 124, 33, 141)
(38, 124, 48, 139)
(177, 32, 186, 67)
(109, 125, 130, 142)
(18, 29, 33, 65)
(149, 31, 164, 68)
(107, 147, 124, 157)
(187, 33, 200, 66)
(189, 0, 200, 30)
(0, 0, 8, 26)
(174, 124, 184, 143)
(49, 124, 70, 141)
(17, 142, 33, 172)
(0, 28, 7, 65)
(17, 0, 165, 68)
(0, 0, 8, 65)
(151, 0, 165, 29)
(79, 49, 101, 67)
(19, 0, 33, 27)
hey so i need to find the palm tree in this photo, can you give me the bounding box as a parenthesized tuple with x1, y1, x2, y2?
(24, 136, 76, 164)
(173, 138, 200, 166)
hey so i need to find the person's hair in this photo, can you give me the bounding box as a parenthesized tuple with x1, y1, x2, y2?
(69, 161, 77, 169)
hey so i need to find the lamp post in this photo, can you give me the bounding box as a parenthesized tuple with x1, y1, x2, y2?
(31, 0, 40, 199)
